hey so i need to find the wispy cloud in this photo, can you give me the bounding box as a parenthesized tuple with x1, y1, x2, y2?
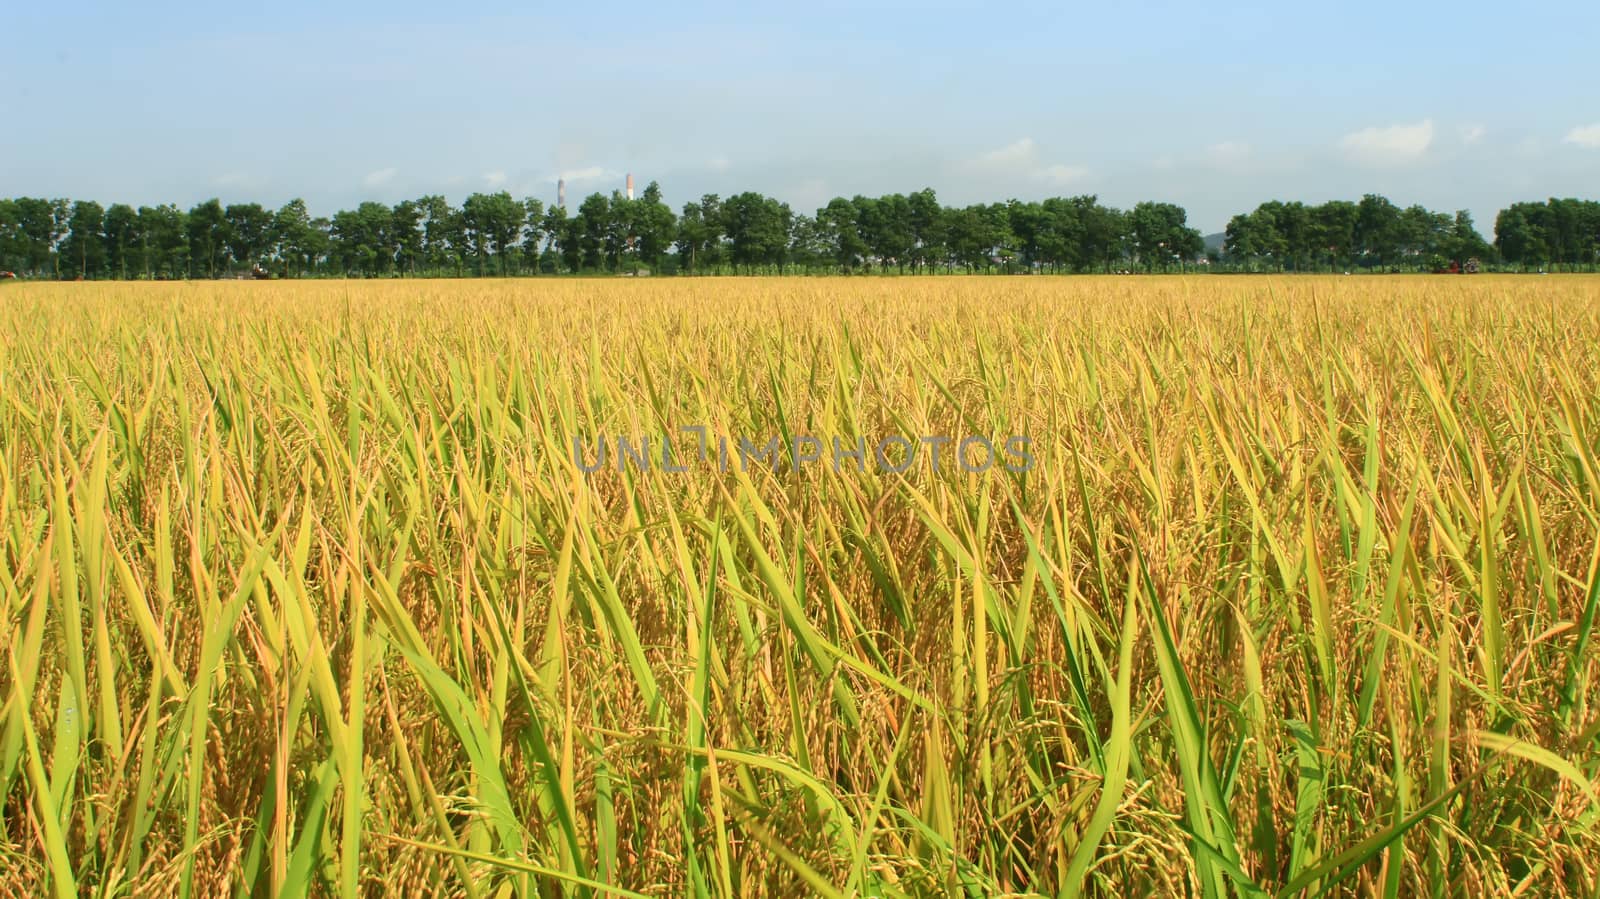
(973, 137, 1039, 168)
(363, 166, 399, 188)
(1339, 119, 1434, 166)
(1037, 164, 1090, 186)
(966, 138, 1090, 187)
(707, 156, 731, 172)
(1205, 141, 1251, 168)
(213, 172, 256, 189)
(1564, 124, 1600, 149)
(555, 166, 619, 184)
(1458, 124, 1486, 145)
(484, 170, 508, 186)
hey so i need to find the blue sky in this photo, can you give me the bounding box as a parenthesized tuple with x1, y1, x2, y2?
(3, 1, 1597, 233)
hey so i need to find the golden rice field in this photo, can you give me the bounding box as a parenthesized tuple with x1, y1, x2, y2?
(3, 275, 1600, 898)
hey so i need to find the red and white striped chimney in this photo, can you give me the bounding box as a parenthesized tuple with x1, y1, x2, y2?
(626, 173, 634, 201)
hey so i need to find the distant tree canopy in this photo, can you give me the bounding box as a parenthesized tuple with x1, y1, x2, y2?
(0, 186, 1591, 278)
(1223, 195, 1496, 272)
(1494, 199, 1600, 268)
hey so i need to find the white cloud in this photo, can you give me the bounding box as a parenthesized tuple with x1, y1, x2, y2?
(707, 156, 731, 172)
(974, 137, 1039, 168)
(1205, 141, 1251, 168)
(1338, 119, 1434, 166)
(1459, 124, 1486, 145)
(483, 170, 508, 186)
(213, 172, 254, 188)
(363, 166, 398, 187)
(556, 166, 618, 184)
(1565, 124, 1600, 149)
(1037, 164, 1089, 186)
(967, 138, 1089, 187)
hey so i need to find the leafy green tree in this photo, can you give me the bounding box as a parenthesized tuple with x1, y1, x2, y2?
(459, 193, 493, 275)
(0, 201, 14, 270)
(786, 213, 829, 270)
(1036, 197, 1086, 271)
(138, 204, 187, 278)
(307, 217, 332, 272)
(224, 203, 273, 270)
(907, 188, 945, 272)
(186, 198, 227, 277)
(1494, 199, 1600, 268)
(418, 195, 464, 274)
(18, 182, 1596, 280)
(1314, 200, 1359, 270)
(271, 199, 316, 276)
(1443, 211, 1493, 264)
(1544, 198, 1600, 265)
(520, 198, 545, 273)
(603, 191, 633, 270)
(675, 195, 724, 273)
(980, 203, 1018, 272)
(1397, 205, 1452, 262)
(817, 197, 868, 272)
(1130, 201, 1201, 271)
(1495, 203, 1544, 267)
(1075, 197, 1127, 273)
(1226, 207, 1284, 269)
(943, 205, 989, 272)
(9, 198, 62, 275)
(1006, 200, 1048, 269)
(103, 204, 140, 279)
(48, 199, 71, 277)
(542, 205, 578, 273)
(575, 193, 612, 271)
(461, 191, 526, 275)
(330, 202, 397, 275)
(60, 200, 107, 278)
(1224, 208, 1280, 269)
(1355, 194, 1402, 268)
(721, 192, 791, 272)
(481, 192, 526, 274)
(634, 182, 676, 272)
(1007, 198, 1088, 271)
(1274, 201, 1315, 270)
(0, 200, 20, 272)
(858, 193, 914, 272)
(392, 200, 424, 275)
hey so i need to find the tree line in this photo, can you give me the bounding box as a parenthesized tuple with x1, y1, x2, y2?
(2, 186, 1596, 279)
(1224, 196, 1599, 272)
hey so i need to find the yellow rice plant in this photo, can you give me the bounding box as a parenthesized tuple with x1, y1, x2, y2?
(0, 275, 1597, 896)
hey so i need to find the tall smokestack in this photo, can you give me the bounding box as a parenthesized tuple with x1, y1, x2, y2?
(626, 173, 634, 201)
(557, 178, 566, 210)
